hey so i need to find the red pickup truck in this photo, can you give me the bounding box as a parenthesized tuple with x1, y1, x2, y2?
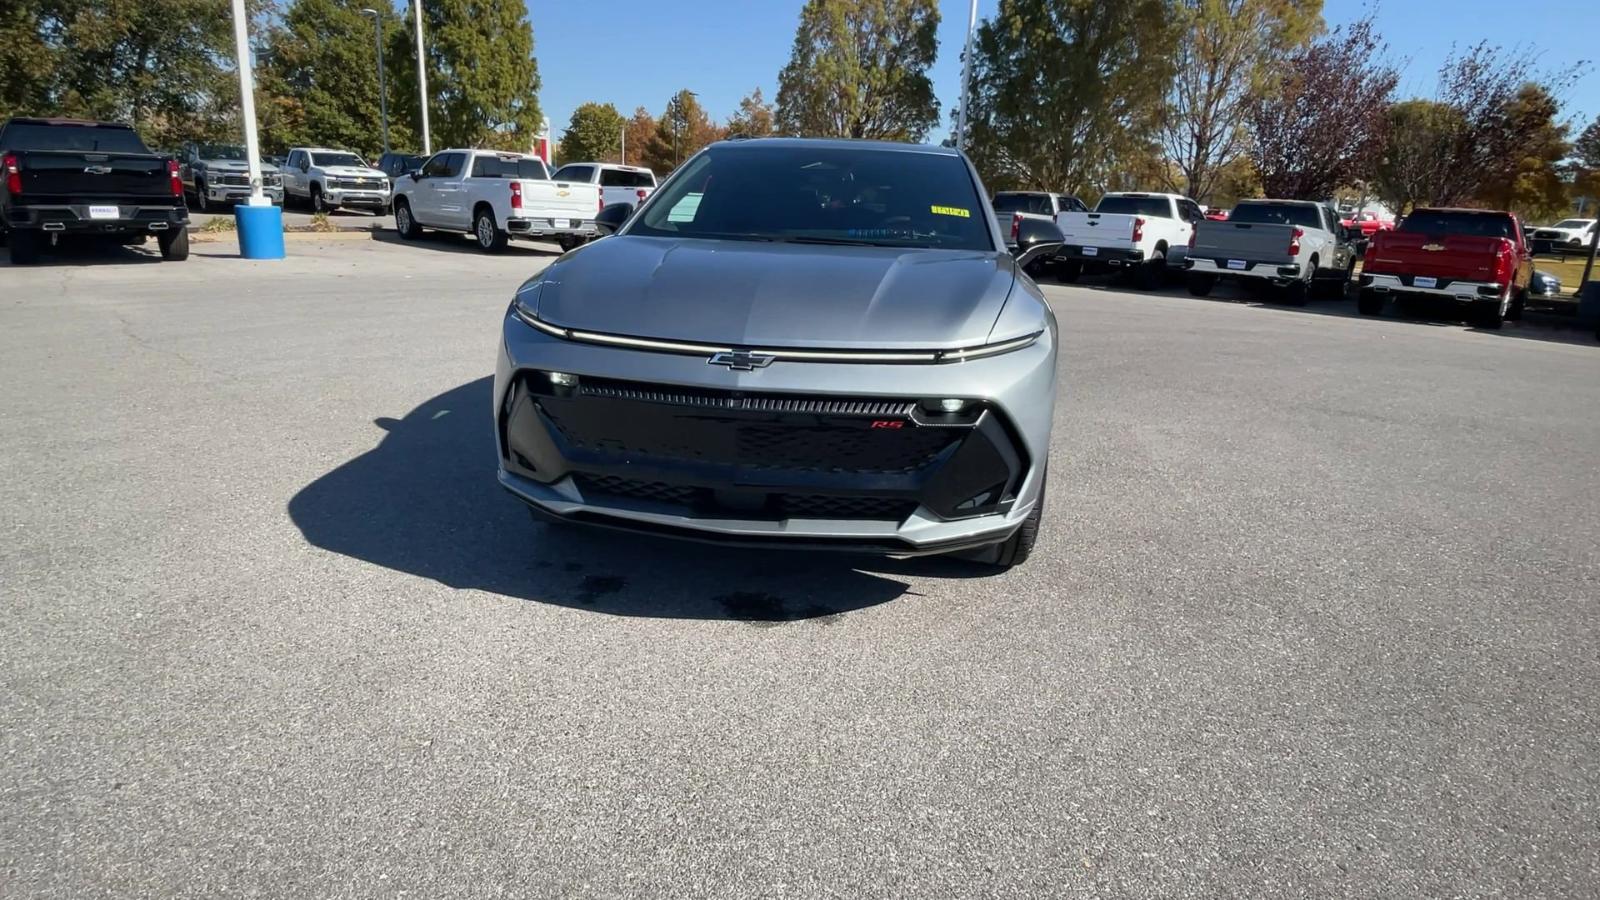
(1340, 209, 1392, 239)
(1357, 208, 1531, 330)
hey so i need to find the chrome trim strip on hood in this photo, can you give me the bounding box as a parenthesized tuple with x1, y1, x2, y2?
(511, 305, 1040, 364)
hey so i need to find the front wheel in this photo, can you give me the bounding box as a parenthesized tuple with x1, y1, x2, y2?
(311, 185, 329, 213)
(474, 208, 508, 253)
(962, 474, 1045, 570)
(394, 201, 422, 239)
(158, 227, 189, 261)
(195, 181, 211, 212)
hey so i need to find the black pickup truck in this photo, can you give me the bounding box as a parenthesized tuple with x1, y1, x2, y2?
(1, 117, 189, 264)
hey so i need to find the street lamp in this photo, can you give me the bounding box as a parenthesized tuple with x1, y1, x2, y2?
(412, 0, 431, 154)
(360, 8, 390, 153)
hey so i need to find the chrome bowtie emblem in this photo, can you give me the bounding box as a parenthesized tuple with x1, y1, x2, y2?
(708, 351, 776, 371)
(83, 165, 112, 175)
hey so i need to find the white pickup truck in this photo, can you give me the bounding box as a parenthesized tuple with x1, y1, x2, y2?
(391, 149, 602, 252)
(550, 162, 658, 210)
(990, 191, 1088, 250)
(1055, 192, 1205, 288)
(1185, 199, 1358, 303)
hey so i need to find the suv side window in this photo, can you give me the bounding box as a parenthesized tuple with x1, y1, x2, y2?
(422, 152, 463, 178)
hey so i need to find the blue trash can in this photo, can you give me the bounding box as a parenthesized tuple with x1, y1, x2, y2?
(234, 202, 285, 259)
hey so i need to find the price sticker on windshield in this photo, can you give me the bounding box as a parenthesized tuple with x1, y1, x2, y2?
(930, 205, 970, 218)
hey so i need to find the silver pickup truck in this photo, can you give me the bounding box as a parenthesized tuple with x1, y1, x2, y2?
(1184, 199, 1358, 303)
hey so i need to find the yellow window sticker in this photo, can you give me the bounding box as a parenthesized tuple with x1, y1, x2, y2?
(930, 205, 970, 218)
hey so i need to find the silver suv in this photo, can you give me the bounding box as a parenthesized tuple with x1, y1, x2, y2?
(495, 138, 1063, 569)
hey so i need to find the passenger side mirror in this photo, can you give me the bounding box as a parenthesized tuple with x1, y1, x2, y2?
(594, 202, 633, 236)
(1012, 217, 1065, 268)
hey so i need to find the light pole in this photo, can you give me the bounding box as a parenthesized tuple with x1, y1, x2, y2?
(413, 0, 431, 154)
(954, 0, 977, 151)
(229, 0, 264, 204)
(361, 8, 390, 153)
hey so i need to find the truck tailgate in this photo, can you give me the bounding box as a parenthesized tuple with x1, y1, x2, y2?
(1192, 221, 1295, 264)
(1367, 232, 1504, 282)
(17, 150, 172, 202)
(519, 180, 600, 219)
(1059, 212, 1136, 249)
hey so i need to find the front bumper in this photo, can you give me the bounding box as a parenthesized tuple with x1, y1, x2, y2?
(323, 188, 390, 208)
(206, 182, 284, 203)
(1360, 272, 1505, 303)
(6, 203, 187, 235)
(494, 312, 1056, 556)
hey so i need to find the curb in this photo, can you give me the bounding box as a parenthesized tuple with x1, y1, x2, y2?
(190, 228, 384, 244)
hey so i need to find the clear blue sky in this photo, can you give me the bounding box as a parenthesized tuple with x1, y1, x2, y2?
(523, 0, 1600, 143)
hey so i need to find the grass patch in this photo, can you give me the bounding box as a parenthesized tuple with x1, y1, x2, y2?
(306, 212, 337, 233)
(197, 216, 237, 233)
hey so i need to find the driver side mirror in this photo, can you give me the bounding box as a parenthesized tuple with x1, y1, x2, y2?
(594, 202, 633, 236)
(1012, 217, 1065, 269)
(410, 170, 425, 180)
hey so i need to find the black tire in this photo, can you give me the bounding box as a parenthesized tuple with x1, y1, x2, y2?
(311, 184, 329, 214)
(964, 474, 1046, 570)
(1057, 260, 1081, 283)
(474, 207, 509, 253)
(1357, 288, 1384, 316)
(394, 200, 422, 239)
(1318, 259, 1356, 301)
(8, 229, 41, 265)
(1281, 279, 1309, 306)
(1506, 286, 1526, 322)
(1134, 250, 1165, 290)
(1473, 295, 1505, 330)
(158, 227, 189, 261)
(557, 235, 582, 252)
(195, 179, 211, 212)
(1186, 273, 1216, 296)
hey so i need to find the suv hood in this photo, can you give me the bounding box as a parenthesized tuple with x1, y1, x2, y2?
(534, 235, 1020, 350)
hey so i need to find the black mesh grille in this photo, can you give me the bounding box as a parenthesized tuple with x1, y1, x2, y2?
(576, 379, 916, 418)
(573, 474, 918, 522)
(220, 174, 250, 186)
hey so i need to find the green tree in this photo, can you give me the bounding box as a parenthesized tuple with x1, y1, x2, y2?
(558, 101, 625, 164)
(1158, 0, 1322, 203)
(1, 0, 241, 146)
(775, 0, 940, 140)
(392, 0, 542, 150)
(1574, 114, 1600, 170)
(1476, 83, 1570, 219)
(259, 0, 409, 157)
(1373, 100, 1462, 213)
(0, 0, 57, 120)
(965, 0, 1178, 193)
(642, 90, 720, 174)
(725, 87, 776, 138)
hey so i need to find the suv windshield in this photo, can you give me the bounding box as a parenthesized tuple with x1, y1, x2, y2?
(628, 144, 993, 251)
(1095, 195, 1174, 218)
(199, 144, 246, 160)
(1229, 203, 1323, 229)
(3, 122, 149, 153)
(312, 152, 366, 168)
(1399, 210, 1515, 238)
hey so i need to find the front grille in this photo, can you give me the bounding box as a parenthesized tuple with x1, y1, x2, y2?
(220, 174, 250, 186)
(577, 379, 916, 418)
(573, 474, 919, 521)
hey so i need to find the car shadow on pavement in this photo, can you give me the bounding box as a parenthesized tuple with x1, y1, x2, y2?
(287, 377, 963, 622)
(366, 229, 562, 257)
(0, 239, 164, 267)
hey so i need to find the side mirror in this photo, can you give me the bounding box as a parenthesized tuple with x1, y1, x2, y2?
(594, 202, 633, 236)
(410, 170, 425, 180)
(1012, 217, 1065, 268)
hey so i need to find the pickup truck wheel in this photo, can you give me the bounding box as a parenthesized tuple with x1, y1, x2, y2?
(1281, 279, 1309, 306)
(1507, 286, 1527, 321)
(157, 227, 189, 261)
(1474, 294, 1506, 330)
(1357, 288, 1384, 317)
(394, 201, 423, 239)
(195, 180, 211, 212)
(1186, 273, 1216, 296)
(557, 235, 581, 252)
(1134, 252, 1165, 290)
(1057, 261, 1081, 283)
(8, 229, 41, 265)
(474, 208, 508, 253)
(311, 185, 329, 213)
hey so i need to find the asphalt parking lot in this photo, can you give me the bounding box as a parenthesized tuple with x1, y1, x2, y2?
(3, 237, 1598, 898)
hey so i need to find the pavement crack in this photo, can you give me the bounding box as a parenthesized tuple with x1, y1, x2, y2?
(109, 309, 239, 383)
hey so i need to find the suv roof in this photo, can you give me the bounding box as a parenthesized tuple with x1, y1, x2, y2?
(5, 117, 133, 129)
